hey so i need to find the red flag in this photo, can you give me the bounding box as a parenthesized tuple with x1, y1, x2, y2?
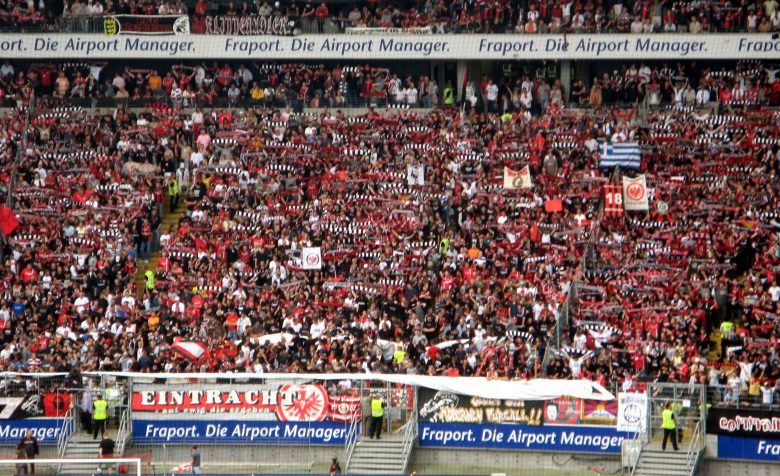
(43, 393, 71, 417)
(0, 206, 19, 236)
(545, 199, 563, 213)
(172, 341, 208, 362)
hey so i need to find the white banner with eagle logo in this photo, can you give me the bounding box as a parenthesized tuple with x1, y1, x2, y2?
(622, 175, 649, 211)
(301, 247, 322, 270)
(504, 166, 533, 190)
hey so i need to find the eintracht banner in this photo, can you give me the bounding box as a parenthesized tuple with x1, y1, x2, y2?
(616, 392, 647, 434)
(301, 247, 322, 270)
(622, 175, 649, 211)
(504, 166, 533, 190)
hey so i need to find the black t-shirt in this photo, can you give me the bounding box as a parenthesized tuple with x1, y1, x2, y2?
(99, 437, 115, 455)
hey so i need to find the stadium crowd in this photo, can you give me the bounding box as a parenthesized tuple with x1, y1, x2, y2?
(0, 59, 778, 408)
(2, 59, 780, 111)
(4, 0, 780, 33)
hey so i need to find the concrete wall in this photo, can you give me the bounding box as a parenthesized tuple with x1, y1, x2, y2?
(129, 444, 341, 474)
(412, 447, 620, 474)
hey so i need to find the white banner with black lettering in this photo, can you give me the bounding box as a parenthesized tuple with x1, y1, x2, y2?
(617, 392, 648, 434)
(2, 33, 778, 60)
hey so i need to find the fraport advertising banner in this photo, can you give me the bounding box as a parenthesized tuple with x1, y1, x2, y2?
(717, 435, 780, 463)
(0, 419, 62, 445)
(418, 422, 630, 453)
(130, 383, 357, 445)
(132, 419, 348, 445)
(417, 389, 629, 453)
(0, 33, 778, 60)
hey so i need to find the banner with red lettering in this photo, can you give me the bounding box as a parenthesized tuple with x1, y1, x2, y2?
(131, 384, 359, 422)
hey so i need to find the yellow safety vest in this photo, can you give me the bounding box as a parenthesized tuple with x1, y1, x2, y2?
(443, 87, 454, 105)
(662, 409, 676, 430)
(720, 321, 733, 335)
(167, 178, 180, 196)
(439, 238, 450, 256)
(93, 399, 108, 421)
(371, 399, 384, 418)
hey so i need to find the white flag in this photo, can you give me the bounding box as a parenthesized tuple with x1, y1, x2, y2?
(503, 165, 533, 190)
(622, 175, 649, 211)
(407, 164, 425, 186)
(617, 392, 647, 433)
(301, 247, 322, 270)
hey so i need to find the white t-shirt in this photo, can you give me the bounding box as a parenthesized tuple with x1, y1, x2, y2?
(406, 87, 418, 105)
(768, 285, 780, 301)
(486, 84, 499, 101)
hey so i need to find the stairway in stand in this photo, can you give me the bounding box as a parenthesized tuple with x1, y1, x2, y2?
(59, 429, 118, 474)
(135, 196, 187, 298)
(632, 432, 701, 476)
(632, 449, 693, 476)
(346, 434, 408, 474)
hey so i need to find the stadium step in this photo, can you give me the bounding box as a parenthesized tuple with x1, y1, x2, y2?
(633, 449, 697, 476)
(57, 429, 121, 474)
(134, 193, 188, 298)
(346, 435, 409, 474)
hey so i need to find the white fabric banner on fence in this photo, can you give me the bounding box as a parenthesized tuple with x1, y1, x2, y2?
(0, 371, 614, 401)
(617, 392, 648, 433)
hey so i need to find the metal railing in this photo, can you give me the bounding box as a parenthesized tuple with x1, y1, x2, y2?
(56, 407, 76, 458)
(399, 413, 417, 475)
(116, 407, 131, 456)
(343, 410, 360, 471)
(684, 420, 704, 476)
(55, 406, 78, 474)
(33, 13, 780, 35)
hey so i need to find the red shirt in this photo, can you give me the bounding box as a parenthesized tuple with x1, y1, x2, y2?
(225, 313, 239, 331)
(156, 257, 172, 272)
(21, 267, 37, 283)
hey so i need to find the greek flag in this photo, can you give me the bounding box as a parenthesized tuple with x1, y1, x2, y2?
(599, 142, 641, 169)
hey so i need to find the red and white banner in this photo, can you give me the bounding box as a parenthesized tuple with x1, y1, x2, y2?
(622, 175, 649, 211)
(604, 184, 623, 218)
(171, 341, 208, 362)
(131, 384, 360, 422)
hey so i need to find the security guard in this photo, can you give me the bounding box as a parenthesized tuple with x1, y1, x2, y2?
(369, 393, 384, 439)
(167, 176, 180, 213)
(661, 402, 678, 451)
(442, 82, 454, 107)
(93, 393, 108, 440)
(144, 270, 156, 293)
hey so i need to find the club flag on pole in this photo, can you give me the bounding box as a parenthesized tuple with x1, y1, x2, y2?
(171, 341, 208, 362)
(0, 206, 19, 236)
(599, 142, 641, 170)
(503, 165, 533, 190)
(622, 175, 649, 211)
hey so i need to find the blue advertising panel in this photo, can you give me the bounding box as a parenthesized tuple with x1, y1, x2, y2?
(132, 419, 350, 445)
(717, 435, 780, 463)
(418, 422, 631, 453)
(0, 418, 62, 445)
